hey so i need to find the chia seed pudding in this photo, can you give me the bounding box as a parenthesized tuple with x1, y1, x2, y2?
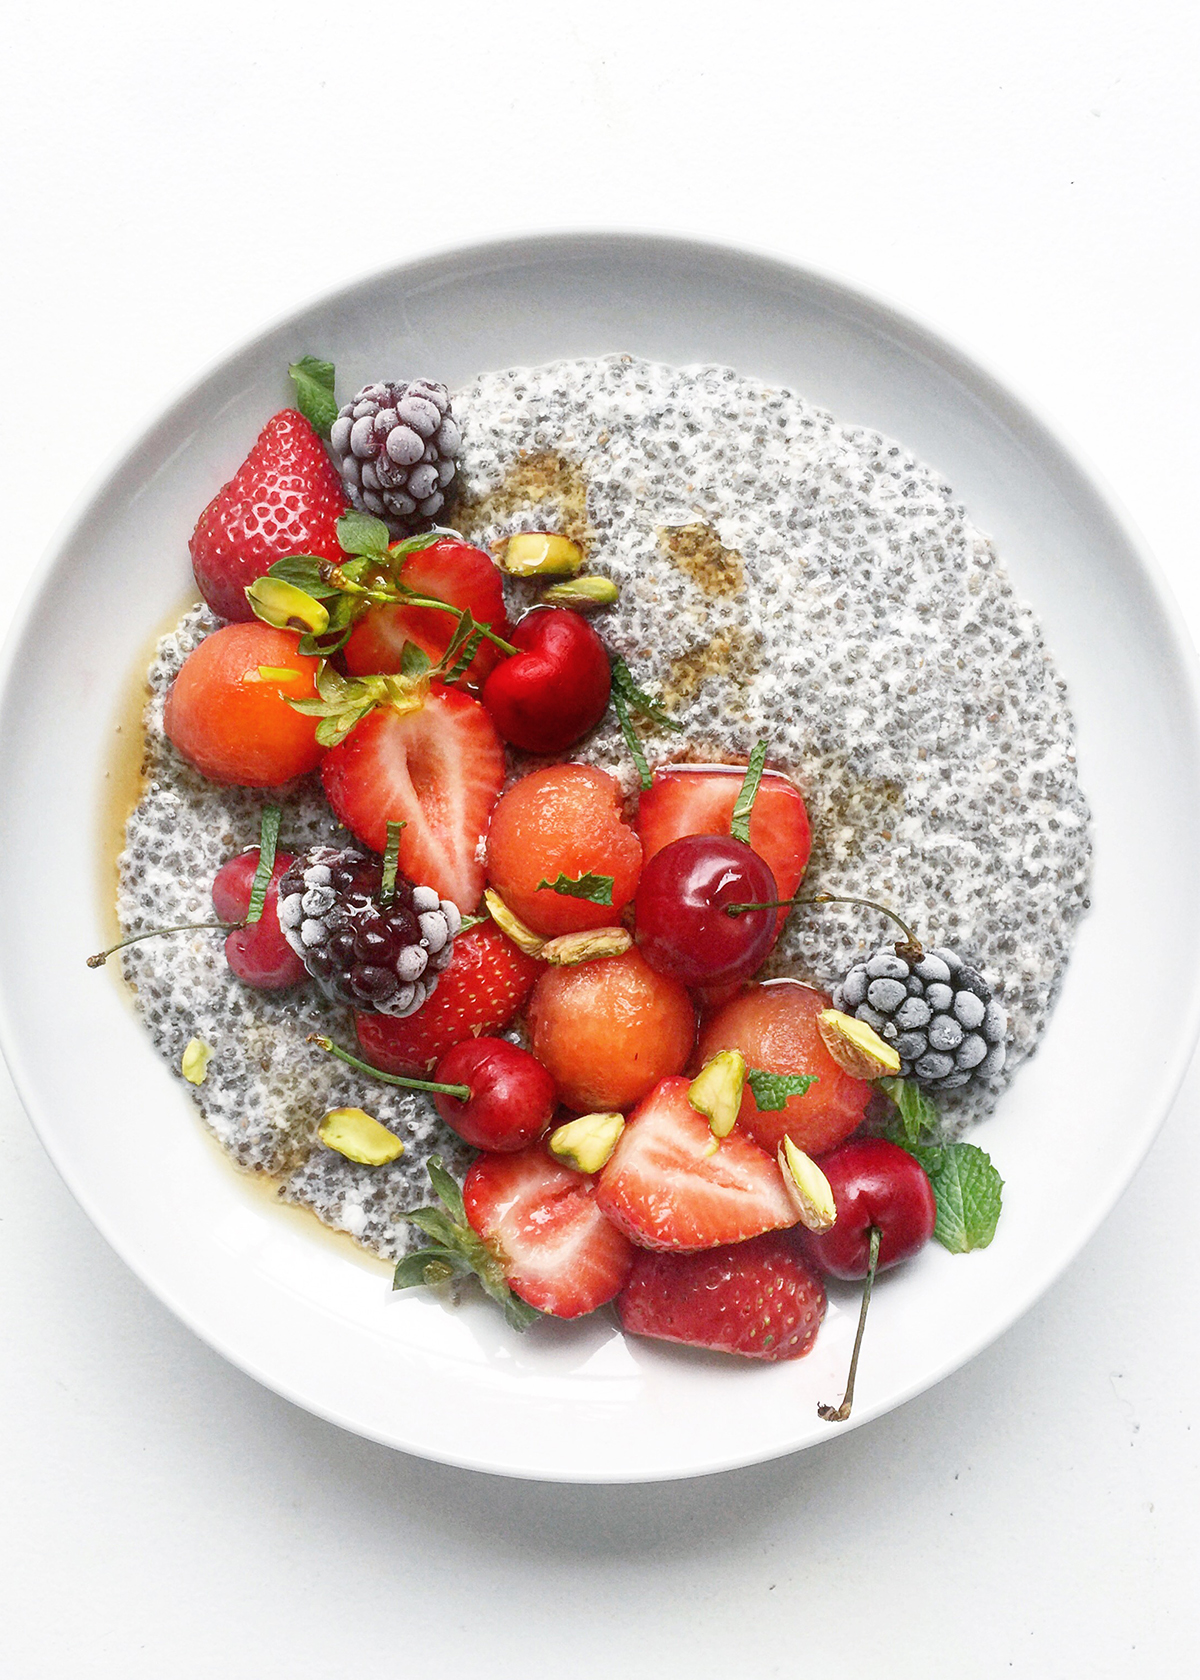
(115, 353, 1091, 1261)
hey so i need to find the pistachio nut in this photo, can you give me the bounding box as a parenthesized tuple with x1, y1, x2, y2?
(548, 1111, 626, 1174)
(817, 1008, 901, 1079)
(687, 1048, 747, 1138)
(483, 888, 546, 957)
(500, 531, 584, 578)
(181, 1038, 213, 1086)
(318, 1107, 405, 1166)
(777, 1136, 837, 1232)
(539, 927, 632, 966)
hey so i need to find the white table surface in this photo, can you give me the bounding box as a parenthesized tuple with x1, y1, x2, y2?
(3, 3, 1198, 1673)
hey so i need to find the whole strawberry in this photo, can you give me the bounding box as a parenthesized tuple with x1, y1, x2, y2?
(355, 921, 543, 1074)
(189, 409, 346, 621)
(617, 1232, 826, 1361)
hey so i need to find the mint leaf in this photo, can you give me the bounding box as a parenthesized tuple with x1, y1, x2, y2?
(729, 740, 768, 845)
(746, 1068, 817, 1111)
(906, 1142, 1004, 1253)
(267, 554, 340, 598)
(877, 1076, 940, 1146)
(337, 510, 391, 558)
(380, 821, 405, 906)
(394, 1156, 540, 1331)
(244, 805, 282, 925)
(536, 871, 615, 906)
(612, 687, 651, 789)
(288, 356, 337, 437)
(610, 656, 681, 731)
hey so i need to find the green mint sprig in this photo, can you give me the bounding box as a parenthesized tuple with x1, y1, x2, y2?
(536, 871, 615, 906)
(393, 1157, 540, 1331)
(905, 1142, 1004, 1254)
(288, 357, 338, 437)
(877, 1076, 1004, 1253)
(609, 655, 681, 790)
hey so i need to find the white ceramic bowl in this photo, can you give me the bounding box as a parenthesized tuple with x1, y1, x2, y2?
(2, 234, 1198, 1482)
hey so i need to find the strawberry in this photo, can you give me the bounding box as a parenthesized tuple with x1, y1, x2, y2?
(595, 1075, 798, 1251)
(463, 1144, 635, 1318)
(355, 922, 542, 1074)
(343, 539, 513, 690)
(616, 1232, 826, 1360)
(637, 766, 811, 935)
(189, 409, 347, 622)
(321, 685, 506, 913)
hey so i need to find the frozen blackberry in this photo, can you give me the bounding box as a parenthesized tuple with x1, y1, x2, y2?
(276, 845, 461, 1017)
(328, 380, 460, 531)
(832, 945, 1007, 1092)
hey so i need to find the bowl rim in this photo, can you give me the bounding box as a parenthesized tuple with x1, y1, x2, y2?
(4, 229, 1200, 1481)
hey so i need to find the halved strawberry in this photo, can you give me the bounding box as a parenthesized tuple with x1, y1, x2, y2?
(356, 923, 543, 1075)
(637, 766, 811, 935)
(617, 1232, 826, 1361)
(321, 684, 505, 912)
(464, 1145, 635, 1318)
(344, 538, 513, 690)
(595, 1075, 798, 1251)
(189, 409, 347, 623)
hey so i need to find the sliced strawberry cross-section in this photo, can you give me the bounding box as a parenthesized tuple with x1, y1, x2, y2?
(464, 1144, 636, 1318)
(595, 1075, 799, 1252)
(322, 683, 505, 914)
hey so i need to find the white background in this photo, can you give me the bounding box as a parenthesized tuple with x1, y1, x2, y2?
(2, 2, 1198, 1674)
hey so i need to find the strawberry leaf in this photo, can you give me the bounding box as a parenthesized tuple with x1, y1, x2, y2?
(904, 1142, 1004, 1253)
(337, 511, 392, 559)
(288, 356, 338, 437)
(395, 1156, 541, 1331)
(536, 871, 615, 906)
(746, 1068, 818, 1111)
(399, 641, 432, 678)
(266, 554, 340, 599)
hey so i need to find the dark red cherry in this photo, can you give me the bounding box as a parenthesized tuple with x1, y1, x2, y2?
(634, 833, 778, 987)
(481, 607, 611, 754)
(805, 1139, 937, 1279)
(211, 849, 308, 990)
(432, 1037, 558, 1151)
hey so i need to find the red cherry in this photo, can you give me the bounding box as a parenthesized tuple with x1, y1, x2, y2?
(634, 833, 778, 986)
(481, 608, 611, 754)
(211, 849, 308, 990)
(805, 1139, 936, 1280)
(432, 1037, 558, 1151)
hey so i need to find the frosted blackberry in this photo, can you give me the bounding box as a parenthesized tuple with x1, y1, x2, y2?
(832, 945, 1008, 1092)
(276, 845, 461, 1017)
(328, 380, 460, 531)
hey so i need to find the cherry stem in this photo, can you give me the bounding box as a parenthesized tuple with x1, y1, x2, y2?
(818, 1224, 881, 1424)
(724, 892, 921, 952)
(86, 922, 235, 967)
(322, 566, 518, 657)
(308, 1035, 471, 1102)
